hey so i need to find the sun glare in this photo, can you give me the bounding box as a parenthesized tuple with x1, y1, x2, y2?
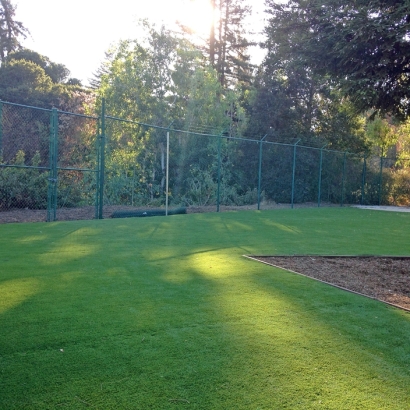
(178, 0, 217, 38)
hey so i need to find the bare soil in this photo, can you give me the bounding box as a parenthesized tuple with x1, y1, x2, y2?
(0, 202, 337, 224)
(252, 256, 410, 311)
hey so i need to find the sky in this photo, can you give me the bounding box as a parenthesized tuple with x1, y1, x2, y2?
(15, 0, 268, 86)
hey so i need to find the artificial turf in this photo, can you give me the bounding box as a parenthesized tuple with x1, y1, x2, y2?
(1, 207, 410, 409)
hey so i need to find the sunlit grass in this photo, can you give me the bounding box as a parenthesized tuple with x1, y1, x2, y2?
(1, 208, 410, 408)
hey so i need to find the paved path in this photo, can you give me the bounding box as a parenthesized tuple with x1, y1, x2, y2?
(353, 205, 410, 212)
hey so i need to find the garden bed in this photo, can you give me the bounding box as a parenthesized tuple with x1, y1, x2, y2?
(251, 256, 410, 310)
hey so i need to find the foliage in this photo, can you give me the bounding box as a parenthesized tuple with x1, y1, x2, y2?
(0, 48, 93, 112)
(209, 0, 253, 87)
(365, 116, 397, 157)
(0, 150, 48, 209)
(179, 0, 253, 88)
(389, 168, 410, 205)
(5, 48, 71, 84)
(255, 9, 370, 152)
(0, 0, 28, 62)
(264, 0, 410, 119)
(95, 22, 249, 206)
(391, 118, 410, 167)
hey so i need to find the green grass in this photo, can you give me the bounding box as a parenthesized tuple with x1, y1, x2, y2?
(1, 207, 410, 409)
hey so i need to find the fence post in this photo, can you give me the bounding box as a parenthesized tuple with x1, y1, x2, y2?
(97, 99, 106, 219)
(95, 117, 100, 220)
(47, 108, 58, 222)
(165, 130, 170, 216)
(361, 153, 367, 205)
(317, 144, 327, 207)
(291, 140, 300, 209)
(0, 100, 3, 155)
(341, 151, 347, 207)
(217, 132, 223, 212)
(378, 155, 384, 205)
(258, 135, 267, 210)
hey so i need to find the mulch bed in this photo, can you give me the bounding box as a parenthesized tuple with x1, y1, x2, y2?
(251, 256, 410, 311)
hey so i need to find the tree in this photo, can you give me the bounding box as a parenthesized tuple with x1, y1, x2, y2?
(0, 59, 53, 106)
(95, 22, 247, 205)
(365, 116, 397, 157)
(0, 51, 94, 170)
(264, 0, 410, 119)
(6, 49, 70, 83)
(0, 0, 29, 62)
(211, 0, 252, 87)
(0, 51, 90, 109)
(179, 0, 252, 88)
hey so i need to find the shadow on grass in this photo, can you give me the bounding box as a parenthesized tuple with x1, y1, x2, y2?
(1, 209, 410, 408)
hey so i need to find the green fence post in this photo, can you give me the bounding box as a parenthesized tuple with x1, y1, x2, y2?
(341, 151, 347, 207)
(53, 109, 58, 221)
(361, 154, 367, 205)
(317, 144, 327, 207)
(0, 100, 3, 155)
(47, 108, 58, 222)
(98, 98, 106, 220)
(378, 155, 384, 205)
(165, 130, 170, 216)
(291, 140, 300, 209)
(47, 111, 53, 222)
(217, 132, 222, 212)
(258, 134, 267, 210)
(95, 117, 101, 220)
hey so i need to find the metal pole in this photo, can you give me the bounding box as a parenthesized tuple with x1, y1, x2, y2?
(317, 144, 327, 207)
(258, 135, 267, 210)
(98, 98, 106, 219)
(378, 155, 384, 205)
(47, 111, 53, 222)
(95, 117, 101, 220)
(341, 151, 347, 207)
(217, 133, 222, 212)
(47, 108, 58, 222)
(291, 140, 300, 209)
(361, 154, 366, 205)
(52, 108, 58, 221)
(0, 101, 3, 155)
(166, 131, 170, 216)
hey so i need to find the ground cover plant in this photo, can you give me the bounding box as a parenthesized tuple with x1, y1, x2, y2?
(1, 208, 410, 409)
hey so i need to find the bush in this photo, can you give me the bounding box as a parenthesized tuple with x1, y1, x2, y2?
(389, 169, 410, 206)
(0, 150, 48, 210)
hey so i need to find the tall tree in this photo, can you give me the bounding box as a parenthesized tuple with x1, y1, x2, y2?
(0, 0, 28, 62)
(179, 0, 252, 88)
(95, 23, 247, 204)
(211, 0, 252, 87)
(264, 0, 410, 119)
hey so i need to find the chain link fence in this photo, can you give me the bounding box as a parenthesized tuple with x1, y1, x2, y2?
(0, 102, 98, 221)
(1, 99, 409, 223)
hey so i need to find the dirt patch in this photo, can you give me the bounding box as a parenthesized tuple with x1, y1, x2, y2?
(251, 256, 410, 311)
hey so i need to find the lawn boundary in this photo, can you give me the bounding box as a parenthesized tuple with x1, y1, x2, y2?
(244, 255, 410, 312)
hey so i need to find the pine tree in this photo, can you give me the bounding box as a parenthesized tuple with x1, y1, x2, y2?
(0, 0, 29, 62)
(210, 0, 252, 87)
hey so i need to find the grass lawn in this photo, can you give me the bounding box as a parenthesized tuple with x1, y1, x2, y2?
(1, 207, 410, 409)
